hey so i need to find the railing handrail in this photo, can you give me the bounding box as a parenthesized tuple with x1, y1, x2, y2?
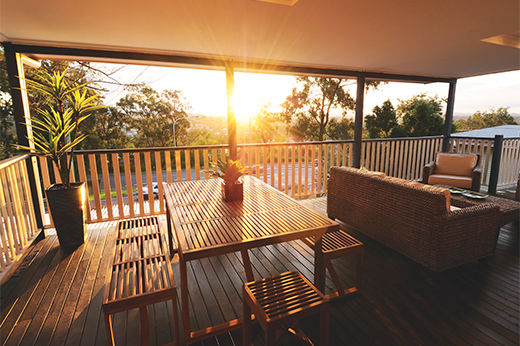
(72, 136, 445, 154)
(0, 154, 29, 170)
(451, 136, 520, 140)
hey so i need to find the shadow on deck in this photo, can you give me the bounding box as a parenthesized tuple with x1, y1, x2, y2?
(1, 197, 518, 345)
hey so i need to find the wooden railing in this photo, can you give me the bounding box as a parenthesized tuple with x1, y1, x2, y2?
(35, 136, 444, 226)
(0, 155, 40, 284)
(449, 137, 520, 187)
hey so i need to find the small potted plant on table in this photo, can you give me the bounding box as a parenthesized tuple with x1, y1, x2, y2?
(18, 70, 102, 249)
(208, 158, 248, 202)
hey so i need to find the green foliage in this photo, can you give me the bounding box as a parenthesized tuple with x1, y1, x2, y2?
(249, 104, 283, 143)
(397, 94, 445, 137)
(327, 117, 354, 140)
(17, 69, 103, 187)
(454, 107, 517, 131)
(207, 158, 248, 185)
(280, 77, 380, 141)
(365, 100, 398, 138)
(117, 87, 191, 147)
(0, 48, 16, 160)
(80, 106, 131, 149)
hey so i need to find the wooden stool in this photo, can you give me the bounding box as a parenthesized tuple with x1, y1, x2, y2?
(242, 271, 329, 346)
(103, 217, 179, 346)
(303, 230, 364, 299)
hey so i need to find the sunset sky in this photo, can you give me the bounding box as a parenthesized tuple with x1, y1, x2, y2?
(99, 63, 520, 121)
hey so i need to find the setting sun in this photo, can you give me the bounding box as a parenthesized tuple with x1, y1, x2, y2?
(233, 72, 296, 121)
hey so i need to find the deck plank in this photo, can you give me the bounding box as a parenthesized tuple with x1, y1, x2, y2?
(0, 197, 518, 346)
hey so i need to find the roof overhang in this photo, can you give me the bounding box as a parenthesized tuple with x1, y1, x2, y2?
(1, 0, 519, 80)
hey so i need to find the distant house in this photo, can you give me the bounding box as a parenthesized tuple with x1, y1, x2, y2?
(452, 125, 520, 139)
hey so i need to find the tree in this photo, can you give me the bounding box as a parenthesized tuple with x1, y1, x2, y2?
(365, 100, 398, 138)
(280, 77, 380, 141)
(0, 48, 16, 160)
(397, 94, 445, 137)
(327, 117, 354, 140)
(117, 87, 191, 147)
(80, 107, 131, 149)
(250, 104, 280, 143)
(454, 107, 517, 131)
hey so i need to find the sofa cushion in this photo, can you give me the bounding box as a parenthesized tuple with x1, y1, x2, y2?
(384, 176, 451, 212)
(435, 153, 477, 176)
(428, 174, 473, 189)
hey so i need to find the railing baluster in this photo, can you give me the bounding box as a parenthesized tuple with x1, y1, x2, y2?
(134, 152, 145, 216)
(19, 160, 38, 239)
(203, 149, 209, 179)
(270, 147, 275, 187)
(0, 170, 17, 263)
(194, 149, 201, 181)
(155, 151, 165, 213)
(317, 144, 322, 193)
(6, 166, 28, 247)
(263, 147, 268, 183)
(291, 145, 296, 197)
(310, 145, 315, 195)
(144, 151, 154, 214)
(298, 145, 303, 197)
(284, 146, 289, 195)
(76, 154, 90, 223)
(123, 153, 135, 217)
(277, 146, 282, 191)
(100, 153, 113, 220)
(111, 153, 125, 219)
(88, 154, 102, 221)
(323, 144, 329, 193)
(165, 151, 172, 183)
(175, 150, 182, 182)
(184, 150, 191, 181)
(304, 145, 309, 195)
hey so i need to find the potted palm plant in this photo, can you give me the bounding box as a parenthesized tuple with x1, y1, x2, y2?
(207, 158, 248, 202)
(18, 69, 102, 248)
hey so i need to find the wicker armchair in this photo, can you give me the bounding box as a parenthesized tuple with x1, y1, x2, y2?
(422, 153, 482, 192)
(328, 167, 500, 271)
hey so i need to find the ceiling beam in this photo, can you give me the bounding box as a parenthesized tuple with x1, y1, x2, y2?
(5, 42, 456, 84)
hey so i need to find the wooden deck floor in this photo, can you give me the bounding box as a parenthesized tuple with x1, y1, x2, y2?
(1, 197, 519, 346)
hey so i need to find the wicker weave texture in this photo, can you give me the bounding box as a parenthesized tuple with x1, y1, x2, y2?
(327, 167, 500, 271)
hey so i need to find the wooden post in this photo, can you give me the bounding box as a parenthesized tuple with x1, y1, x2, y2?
(442, 80, 457, 152)
(353, 76, 365, 168)
(225, 63, 237, 160)
(488, 135, 504, 196)
(3, 42, 45, 232)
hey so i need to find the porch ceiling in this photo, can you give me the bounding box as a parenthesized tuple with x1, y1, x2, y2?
(1, 0, 519, 78)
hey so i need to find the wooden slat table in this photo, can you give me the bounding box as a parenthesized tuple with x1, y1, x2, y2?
(163, 176, 338, 343)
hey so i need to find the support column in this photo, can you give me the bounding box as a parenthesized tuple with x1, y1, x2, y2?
(488, 135, 504, 196)
(225, 63, 237, 160)
(3, 42, 45, 231)
(353, 75, 365, 168)
(442, 79, 457, 152)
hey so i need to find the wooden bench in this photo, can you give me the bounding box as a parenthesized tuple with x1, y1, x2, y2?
(303, 229, 364, 299)
(103, 217, 179, 346)
(242, 271, 329, 346)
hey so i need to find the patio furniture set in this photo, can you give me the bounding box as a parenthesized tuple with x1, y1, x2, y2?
(101, 153, 519, 345)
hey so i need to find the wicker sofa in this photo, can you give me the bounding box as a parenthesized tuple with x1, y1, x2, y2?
(327, 167, 500, 271)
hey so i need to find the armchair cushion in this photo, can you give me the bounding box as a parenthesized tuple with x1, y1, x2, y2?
(435, 153, 478, 176)
(428, 174, 473, 189)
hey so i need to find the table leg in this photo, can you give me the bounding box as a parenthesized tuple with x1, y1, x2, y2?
(166, 204, 175, 258)
(314, 236, 326, 293)
(241, 249, 255, 282)
(139, 306, 150, 346)
(179, 258, 191, 342)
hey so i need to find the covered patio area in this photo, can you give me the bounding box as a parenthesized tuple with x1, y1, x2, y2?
(1, 197, 518, 345)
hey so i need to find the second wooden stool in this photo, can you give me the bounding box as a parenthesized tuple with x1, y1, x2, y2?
(242, 271, 329, 346)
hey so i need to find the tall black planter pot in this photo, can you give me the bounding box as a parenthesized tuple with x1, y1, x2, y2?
(46, 182, 86, 249)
